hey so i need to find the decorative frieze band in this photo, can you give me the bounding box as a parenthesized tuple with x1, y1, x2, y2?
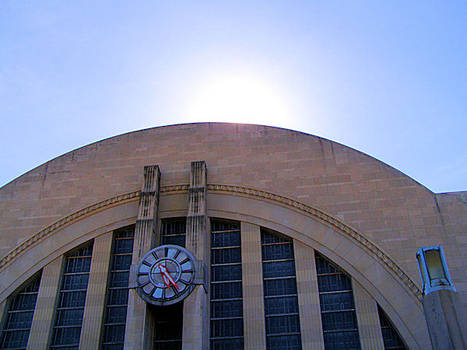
(0, 183, 422, 301)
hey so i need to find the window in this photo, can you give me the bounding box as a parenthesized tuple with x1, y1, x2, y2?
(378, 306, 407, 350)
(50, 242, 93, 349)
(210, 220, 244, 350)
(161, 217, 187, 247)
(101, 226, 135, 349)
(153, 218, 186, 350)
(315, 253, 360, 350)
(261, 229, 301, 350)
(0, 273, 41, 350)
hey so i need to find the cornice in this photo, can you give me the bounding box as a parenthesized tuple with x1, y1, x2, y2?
(0, 183, 422, 301)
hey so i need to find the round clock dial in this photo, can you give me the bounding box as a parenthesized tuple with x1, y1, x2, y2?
(136, 244, 196, 306)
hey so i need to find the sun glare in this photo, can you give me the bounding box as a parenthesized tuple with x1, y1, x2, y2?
(186, 74, 293, 127)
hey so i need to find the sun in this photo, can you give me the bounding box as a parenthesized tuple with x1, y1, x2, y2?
(186, 73, 294, 128)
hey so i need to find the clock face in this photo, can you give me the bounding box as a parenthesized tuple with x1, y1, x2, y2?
(136, 245, 196, 306)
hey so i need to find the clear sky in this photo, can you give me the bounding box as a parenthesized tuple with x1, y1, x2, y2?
(1, 1, 466, 193)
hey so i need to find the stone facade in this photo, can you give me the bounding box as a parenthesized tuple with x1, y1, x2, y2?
(0, 123, 465, 349)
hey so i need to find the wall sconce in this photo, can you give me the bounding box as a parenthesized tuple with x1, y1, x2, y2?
(416, 246, 455, 295)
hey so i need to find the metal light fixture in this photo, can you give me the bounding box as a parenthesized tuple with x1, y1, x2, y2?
(416, 246, 455, 295)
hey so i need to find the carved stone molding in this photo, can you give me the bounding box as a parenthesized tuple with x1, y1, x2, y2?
(0, 191, 139, 270)
(0, 183, 422, 301)
(207, 184, 422, 301)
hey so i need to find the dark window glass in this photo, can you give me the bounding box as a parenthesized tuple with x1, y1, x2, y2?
(264, 296, 299, 316)
(108, 271, 130, 288)
(212, 264, 242, 281)
(153, 219, 186, 350)
(211, 232, 241, 248)
(323, 331, 360, 350)
(266, 315, 300, 334)
(0, 273, 41, 350)
(322, 311, 358, 331)
(62, 274, 89, 290)
(211, 338, 244, 350)
(261, 228, 301, 350)
(10, 293, 38, 311)
(210, 220, 243, 348)
(58, 290, 87, 308)
(161, 234, 186, 247)
(319, 291, 354, 312)
(262, 243, 294, 260)
(266, 334, 301, 350)
(263, 261, 296, 278)
(264, 278, 297, 297)
(211, 220, 239, 232)
(51, 327, 82, 346)
(212, 247, 241, 264)
(153, 303, 183, 350)
(50, 242, 93, 349)
(211, 300, 243, 318)
(211, 318, 243, 337)
(55, 309, 85, 326)
(315, 253, 361, 350)
(211, 282, 243, 300)
(378, 306, 407, 350)
(261, 231, 290, 244)
(317, 273, 352, 293)
(161, 218, 186, 247)
(101, 225, 134, 350)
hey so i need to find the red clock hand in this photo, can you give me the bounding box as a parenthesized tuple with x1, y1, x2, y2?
(159, 264, 179, 290)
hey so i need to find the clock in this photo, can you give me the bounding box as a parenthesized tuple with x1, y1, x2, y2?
(136, 244, 196, 306)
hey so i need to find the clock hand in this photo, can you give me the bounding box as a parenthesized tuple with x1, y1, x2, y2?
(159, 264, 180, 290)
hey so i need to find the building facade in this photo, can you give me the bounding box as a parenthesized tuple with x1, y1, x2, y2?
(0, 123, 466, 349)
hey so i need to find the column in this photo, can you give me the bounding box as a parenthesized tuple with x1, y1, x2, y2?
(423, 289, 467, 349)
(183, 161, 209, 350)
(79, 232, 113, 349)
(294, 242, 325, 350)
(125, 165, 161, 350)
(241, 222, 266, 349)
(0, 298, 6, 329)
(353, 280, 385, 350)
(27, 256, 64, 350)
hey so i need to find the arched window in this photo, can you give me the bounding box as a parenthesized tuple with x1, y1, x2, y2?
(0, 272, 41, 350)
(315, 253, 361, 350)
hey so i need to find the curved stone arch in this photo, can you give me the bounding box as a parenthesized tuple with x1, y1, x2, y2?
(0, 184, 429, 348)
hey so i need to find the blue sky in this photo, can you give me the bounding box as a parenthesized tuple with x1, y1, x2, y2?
(1, 1, 466, 192)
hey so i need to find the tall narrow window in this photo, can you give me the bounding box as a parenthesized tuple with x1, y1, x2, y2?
(378, 306, 407, 350)
(50, 242, 93, 350)
(261, 228, 301, 350)
(101, 225, 135, 349)
(210, 220, 244, 349)
(0, 273, 41, 350)
(161, 217, 186, 246)
(315, 253, 360, 350)
(153, 218, 186, 350)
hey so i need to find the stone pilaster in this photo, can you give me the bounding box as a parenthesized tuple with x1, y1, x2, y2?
(27, 256, 64, 350)
(353, 280, 385, 350)
(423, 289, 467, 350)
(183, 161, 209, 350)
(125, 165, 161, 350)
(294, 242, 325, 350)
(79, 232, 113, 349)
(241, 222, 266, 349)
(0, 298, 6, 330)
